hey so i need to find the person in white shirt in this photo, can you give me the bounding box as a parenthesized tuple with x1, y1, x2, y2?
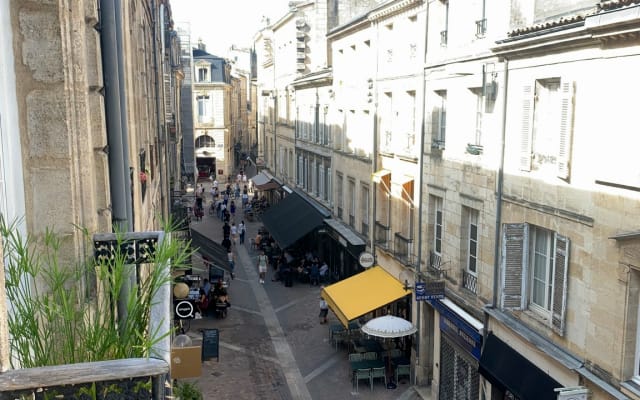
(230, 223, 238, 245)
(238, 220, 246, 244)
(319, 261, 329, 284)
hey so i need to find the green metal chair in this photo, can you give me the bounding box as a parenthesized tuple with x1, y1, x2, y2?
(370, 366, 387, 390)
(348, 353, 363, 362)
(353, 368, 372, 392)
(333, 331, 347, 350)
(363, 351, 377, 360)
(395, 363, 411, 384)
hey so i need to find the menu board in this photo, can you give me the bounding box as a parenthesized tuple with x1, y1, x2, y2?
(201, 328, 219, 361)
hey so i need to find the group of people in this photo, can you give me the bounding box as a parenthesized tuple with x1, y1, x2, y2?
(195, 278, 230, 319)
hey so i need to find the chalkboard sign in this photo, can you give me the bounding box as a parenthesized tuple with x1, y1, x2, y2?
(201, 328, 219, 361)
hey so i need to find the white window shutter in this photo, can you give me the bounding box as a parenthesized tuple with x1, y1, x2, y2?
(557, 81, 575, 181)
(552, 234, 570, 335)
(519, 85, 533, 172)
(501, 223, 528, 310)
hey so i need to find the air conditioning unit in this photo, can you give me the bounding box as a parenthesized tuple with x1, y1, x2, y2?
(555, 387, 589, 400)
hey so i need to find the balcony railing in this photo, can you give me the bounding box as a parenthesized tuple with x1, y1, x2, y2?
(394, 233, 415, 267)
(361, 222, 369, 237)
(462, 269, 478, 294)
(440, 30, 448, 46)
(0, 358, 169, 399)
(475, 18, 487, 38)
(427, 250, 447, 278)
(374, 221, 390, 249)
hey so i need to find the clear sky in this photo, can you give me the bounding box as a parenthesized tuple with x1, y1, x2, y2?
(170, 0, 292, 57)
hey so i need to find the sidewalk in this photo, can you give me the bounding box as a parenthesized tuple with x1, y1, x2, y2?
(180, 166, 431, 399)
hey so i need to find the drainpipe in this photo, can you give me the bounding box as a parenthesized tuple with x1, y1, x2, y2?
(486, 58, 509, 334)
(414, 0, 430, 386)
(153, 1, 168, 219)
(114, 0, 133, 231)
(371, 17, 380, 263)
(100, 0, 130, 232)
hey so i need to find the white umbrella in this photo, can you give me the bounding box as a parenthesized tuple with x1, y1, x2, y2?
(360, 315, 416, 389)
(361, 315, 417, 338)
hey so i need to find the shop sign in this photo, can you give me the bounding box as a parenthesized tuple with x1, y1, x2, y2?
(175, 300, 195, 320)
(358, 251, 375, 268)
(433, 301, 482, 360)
(416, 281, 444, 301)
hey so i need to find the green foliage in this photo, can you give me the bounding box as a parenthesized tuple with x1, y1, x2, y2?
(1, 216, 195, 368)
(173, 381, 203, 400)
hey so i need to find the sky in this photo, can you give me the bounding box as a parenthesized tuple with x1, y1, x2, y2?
(170, 0, 293, 57)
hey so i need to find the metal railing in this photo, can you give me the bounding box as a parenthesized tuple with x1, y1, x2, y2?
(440, 30, 448, 46)
(394, 233, 415, 267)
(427, 250, 447, 278)
(374, 221, 390, 249)
(475, 19, 487, 38)
(462, 269, 478, 294)
(361, 222, 369, 237)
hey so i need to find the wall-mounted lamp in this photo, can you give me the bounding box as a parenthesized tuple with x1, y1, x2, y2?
(399, 270, 413, 291)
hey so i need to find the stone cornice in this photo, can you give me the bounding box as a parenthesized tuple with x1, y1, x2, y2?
(368, 0, 423, 22)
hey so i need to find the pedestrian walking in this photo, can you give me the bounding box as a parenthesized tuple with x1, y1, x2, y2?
(256, 249, 269, 284)
(238, 220, 246, 244)
(230, 222, 238, 245)
(319, 297, 329, 324)
(227, 250, 235, 280)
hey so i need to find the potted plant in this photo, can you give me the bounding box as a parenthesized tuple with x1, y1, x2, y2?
(173, 381, 203, 400)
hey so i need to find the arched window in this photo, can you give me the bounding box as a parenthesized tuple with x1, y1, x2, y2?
(195, 135, 215, 148)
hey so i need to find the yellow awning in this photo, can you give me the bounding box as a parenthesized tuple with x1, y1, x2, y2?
(321, 266, 410, 327)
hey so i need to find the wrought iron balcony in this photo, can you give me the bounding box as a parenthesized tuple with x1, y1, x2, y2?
(462, 269, 478, 294)
(374, 221, 390, 250)
(475, 19, 487, 38)
(394, 233, 415, 267)
(427, 250, 447, 279)
(440, 30, 448, 46)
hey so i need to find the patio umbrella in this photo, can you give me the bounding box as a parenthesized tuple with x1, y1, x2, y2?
(361, 315, 416, 389)
(361, 315, 417, 338)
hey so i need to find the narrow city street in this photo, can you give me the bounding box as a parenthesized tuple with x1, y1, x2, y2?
(179, 166, 428, 400)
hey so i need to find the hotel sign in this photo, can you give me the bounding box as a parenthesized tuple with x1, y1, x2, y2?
(415, 281, 445, 301)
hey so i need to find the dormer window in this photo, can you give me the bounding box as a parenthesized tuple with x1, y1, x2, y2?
(197, 66, 208, 82)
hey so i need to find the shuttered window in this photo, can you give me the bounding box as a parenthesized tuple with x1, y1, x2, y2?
(501, 223, 570, 335)
(519, 79, 575, 179)
(557, 82, 575, 180)
(519, 85, 533, 171)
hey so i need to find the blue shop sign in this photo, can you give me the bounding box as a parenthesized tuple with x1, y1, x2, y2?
(430, 299, 482, 360)
(415, 281, 445, 301)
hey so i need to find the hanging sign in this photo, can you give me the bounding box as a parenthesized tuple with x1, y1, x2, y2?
(175, 300, 195, 319)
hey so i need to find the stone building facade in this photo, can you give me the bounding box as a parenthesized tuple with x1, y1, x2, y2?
(0, 0, 181, 368)
(256, 1, 640, 399)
